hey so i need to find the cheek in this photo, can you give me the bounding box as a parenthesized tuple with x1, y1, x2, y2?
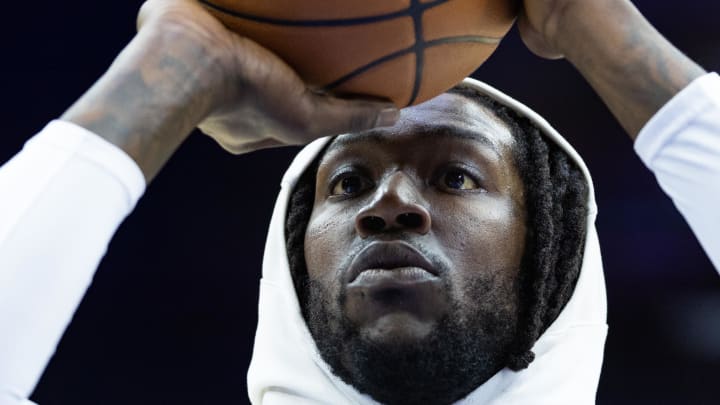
(435, 198, 526, 316)
(434, 197, 526, 280)
(304, 205, 356, 281)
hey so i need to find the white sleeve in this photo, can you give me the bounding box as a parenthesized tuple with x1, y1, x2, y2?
(0, 120, 145, 405)
(635, 72, 720, 272)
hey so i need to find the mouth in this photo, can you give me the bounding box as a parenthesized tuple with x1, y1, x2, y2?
(343, 241, 446, 333)
(346, 241, 439, 285)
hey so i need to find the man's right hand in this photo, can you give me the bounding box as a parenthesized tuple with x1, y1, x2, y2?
(63, 0, 399, 181)
(137, 0, 399, 155)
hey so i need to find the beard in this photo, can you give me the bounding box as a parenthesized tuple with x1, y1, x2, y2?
(300, 273, 520, 405)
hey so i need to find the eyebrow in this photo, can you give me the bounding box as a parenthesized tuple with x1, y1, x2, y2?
(326, 124, 501, 156)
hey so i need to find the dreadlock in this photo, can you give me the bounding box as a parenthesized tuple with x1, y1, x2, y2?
(285, 85, 589, 372)
(285, 154, 321, 303)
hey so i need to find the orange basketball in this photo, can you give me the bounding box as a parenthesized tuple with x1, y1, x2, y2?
(200, 0, 517, 107)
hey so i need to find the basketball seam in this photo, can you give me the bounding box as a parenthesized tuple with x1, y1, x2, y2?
(198, 0, 448, 26)
(409, 0, 425, 106)
(323, 35, 501, 98)
(200, 0, 497, 106)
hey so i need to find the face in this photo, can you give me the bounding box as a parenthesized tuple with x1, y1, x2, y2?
(302, 93, 527, 404)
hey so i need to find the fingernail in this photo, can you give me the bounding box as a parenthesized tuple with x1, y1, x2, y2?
(375, 107, 400, 127)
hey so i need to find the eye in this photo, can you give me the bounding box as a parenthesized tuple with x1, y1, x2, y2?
(330, 174, 370, 196)
(441, 169, 479, 191)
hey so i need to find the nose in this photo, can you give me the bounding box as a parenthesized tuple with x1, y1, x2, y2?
(355, 172, 431, 237)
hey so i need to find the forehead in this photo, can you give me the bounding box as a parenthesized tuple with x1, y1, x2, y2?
(327, 92, 515, 154)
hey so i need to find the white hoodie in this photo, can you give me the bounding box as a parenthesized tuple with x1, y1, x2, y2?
(248, 78, 608, 405)
(3, 74, 720, 404)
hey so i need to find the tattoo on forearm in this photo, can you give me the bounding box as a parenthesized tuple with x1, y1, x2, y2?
(62, 33, 220, 180)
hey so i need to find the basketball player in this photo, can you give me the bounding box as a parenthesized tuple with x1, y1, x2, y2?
(1, 0, 718, 404)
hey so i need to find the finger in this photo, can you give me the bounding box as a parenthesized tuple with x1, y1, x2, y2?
(136, 0, 175, 31)
(517, 9, 565, 60)
(206, 133, 287, 155)
(240, 138, 288, 152)
(304, 92, 400, 138)
(225, 138, 287, 155)
(136, 0, 154, 31)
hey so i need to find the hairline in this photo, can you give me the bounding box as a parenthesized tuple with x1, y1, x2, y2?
(322, 90, 521, 164)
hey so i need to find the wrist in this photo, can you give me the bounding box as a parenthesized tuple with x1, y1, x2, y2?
(140, 17, 236, 113)
(547, 1, 606, 60)
(62, 22, 229, 181)
(546, 0, 705, 137)
(550, 0, 641, 65)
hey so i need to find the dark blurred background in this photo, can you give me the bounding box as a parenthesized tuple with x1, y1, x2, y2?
(1, 1, 718, 404)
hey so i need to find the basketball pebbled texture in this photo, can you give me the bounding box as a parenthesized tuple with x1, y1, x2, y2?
(200, 0, 517, 107)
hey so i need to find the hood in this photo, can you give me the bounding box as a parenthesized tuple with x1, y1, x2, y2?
(247, 78, 607, 405)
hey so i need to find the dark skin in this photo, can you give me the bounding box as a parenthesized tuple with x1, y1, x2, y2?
(61, 0, 705, 182)
(302, 94, 527, 402)
(62, 0, 400, 182)
(517, 0, 705, 137)
(53, 0, 707, 400)
(305, 93, 526, 345)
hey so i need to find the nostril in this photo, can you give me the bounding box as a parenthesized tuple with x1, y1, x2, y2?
(396, 212, 423, 229)
(361, 216, 386, 232)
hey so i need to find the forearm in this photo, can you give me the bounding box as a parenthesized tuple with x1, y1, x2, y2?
(62, 23, 225, 182)
(553, 0, 705, 138)
(0, 122, 145, 403)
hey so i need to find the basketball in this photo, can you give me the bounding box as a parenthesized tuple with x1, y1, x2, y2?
(199, 0, 517, 107)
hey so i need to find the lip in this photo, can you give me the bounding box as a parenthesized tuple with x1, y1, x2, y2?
(346, 241, 439, 284)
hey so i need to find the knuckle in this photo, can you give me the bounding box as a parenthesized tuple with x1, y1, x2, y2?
(347, 112, 372, 134)
(298, 114, 316, 134)
(303, 96, 373, 136)
(295, 98, 321, 134)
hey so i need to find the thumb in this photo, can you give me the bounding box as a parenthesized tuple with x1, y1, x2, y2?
(517, 9, 565, 60)
(305, 92, 400, 137)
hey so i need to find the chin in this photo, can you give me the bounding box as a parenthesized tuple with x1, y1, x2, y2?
(305, 294, 515, 405)
(301, 276, 519, 405)
(359, 312, 438, 344)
